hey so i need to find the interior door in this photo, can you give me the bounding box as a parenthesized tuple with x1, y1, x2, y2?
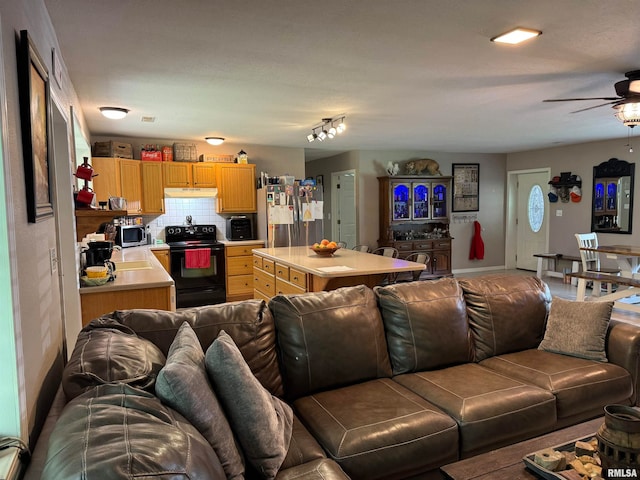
(516, 172, 548, 270)
(331, 170, 356, 248)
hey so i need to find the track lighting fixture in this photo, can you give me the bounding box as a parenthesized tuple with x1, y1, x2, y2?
(306, 115, 346, 142)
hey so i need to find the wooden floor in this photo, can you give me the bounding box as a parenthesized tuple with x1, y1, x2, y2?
(453, 268, 640, 326)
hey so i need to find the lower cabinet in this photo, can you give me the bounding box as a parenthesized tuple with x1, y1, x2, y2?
(391, 239, 452, 278)
(253, 255, 307, 300)
(225, 242, 264, 302)
(151, 248, 170, 273)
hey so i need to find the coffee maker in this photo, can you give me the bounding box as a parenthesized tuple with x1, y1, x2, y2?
(85, 241, 113, 266)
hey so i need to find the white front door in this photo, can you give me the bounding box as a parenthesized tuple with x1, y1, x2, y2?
(516, 172, 548, 271)
(331, 170, 357, 248)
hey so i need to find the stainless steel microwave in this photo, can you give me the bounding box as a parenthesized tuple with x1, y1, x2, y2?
(115, 225, 147, 248)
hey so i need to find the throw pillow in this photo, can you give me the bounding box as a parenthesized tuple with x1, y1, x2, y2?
(538, 296, 613, 362)
(205, 330, 293, 480)
(156, 322, 244, 480)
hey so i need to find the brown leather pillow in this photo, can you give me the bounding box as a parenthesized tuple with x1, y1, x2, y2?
(62, 324, 166, 401)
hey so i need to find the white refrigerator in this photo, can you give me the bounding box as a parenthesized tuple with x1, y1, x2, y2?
(257, 181, 324, 248)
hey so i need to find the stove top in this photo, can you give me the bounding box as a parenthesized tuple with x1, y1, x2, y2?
(165, 224, 221, 246)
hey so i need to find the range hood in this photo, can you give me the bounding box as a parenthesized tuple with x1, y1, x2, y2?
(164, 188, 218, 198)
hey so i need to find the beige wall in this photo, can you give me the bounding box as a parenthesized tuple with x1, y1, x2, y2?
(309, 149, 507, 271)
(507, 138, 639, 259)
(1, 0, 85, 443)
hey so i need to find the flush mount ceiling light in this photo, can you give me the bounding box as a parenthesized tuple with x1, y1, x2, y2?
(99, 107, 129, 120)
(490, 27, 542, 45)
(306, 115, 346, 142)
(205, 137, 225, 146)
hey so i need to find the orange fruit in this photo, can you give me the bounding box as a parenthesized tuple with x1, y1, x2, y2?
(321, 239, 330, 246)
(328, 241, 338, 248)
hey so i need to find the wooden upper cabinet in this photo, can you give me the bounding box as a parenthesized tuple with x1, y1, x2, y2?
(215, 163, 257, 213)
(163, 162, 192, 187)
(141, 162, 164, 214)
(91, 157, 122, 203)
(119, 159, 143, 213)
(192, 163, 216, 187)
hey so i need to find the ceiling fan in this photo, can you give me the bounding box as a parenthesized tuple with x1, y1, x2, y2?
(543, 70, 640, 123)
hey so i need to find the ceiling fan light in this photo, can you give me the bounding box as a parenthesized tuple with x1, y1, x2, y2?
(490, 27, 541, 45)
(99, 107, 129, 119)
(630, 79, 640, 94)
(205, 136, 225, 145)
(614, 102, 640, 126)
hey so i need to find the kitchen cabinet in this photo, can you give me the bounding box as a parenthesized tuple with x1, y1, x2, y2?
(253, 253, 306, 301)
(163, 162, 193, 187)
(192, 163, 217, 187)
(151, 248, 170, 273)
(120, 160, 143, 214)
(141, 162, 165, 214)
(225, 242, 263, 302)
(215, 163, 257, 213)
(91, 157, 142, 214)
(378, 175, 453, 278)
(162, 162, 217, 188)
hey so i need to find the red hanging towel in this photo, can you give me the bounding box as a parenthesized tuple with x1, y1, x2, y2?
(185, 248, 211, 269)
(469, 220, 485, 260)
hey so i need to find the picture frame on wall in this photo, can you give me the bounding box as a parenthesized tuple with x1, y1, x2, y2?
(452, 163, 480, 212)
(17, 30, 54, 223)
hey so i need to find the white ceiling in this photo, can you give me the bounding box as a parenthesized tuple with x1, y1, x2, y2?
(44, 0, 640, 161)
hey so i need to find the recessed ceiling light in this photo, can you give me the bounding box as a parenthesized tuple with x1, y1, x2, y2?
(99, 107, 129, 120)
(490, 27, 542, 45)
(205, 137, 225, 146)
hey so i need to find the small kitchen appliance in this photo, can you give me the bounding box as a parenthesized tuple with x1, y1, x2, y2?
(115, 224, 147, 248)
(84, 241, 114, 266)
(165, 224, 225, 308)
(226, 215, 256, 241)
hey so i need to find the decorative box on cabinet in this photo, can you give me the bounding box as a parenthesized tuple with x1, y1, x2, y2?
(378, 175, 453, 278)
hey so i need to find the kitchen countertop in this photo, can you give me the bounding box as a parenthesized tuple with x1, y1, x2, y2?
(80, 245, 174, 294)
(220, 239, 266, 246)
(252, 246, 425, 278)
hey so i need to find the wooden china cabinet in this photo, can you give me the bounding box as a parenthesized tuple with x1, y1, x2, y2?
(378, 176, 453, 278)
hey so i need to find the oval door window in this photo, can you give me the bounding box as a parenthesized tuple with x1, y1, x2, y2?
(528, 184, 544, 233)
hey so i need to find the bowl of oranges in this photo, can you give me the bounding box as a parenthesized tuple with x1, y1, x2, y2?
(310, 239, 340, 256)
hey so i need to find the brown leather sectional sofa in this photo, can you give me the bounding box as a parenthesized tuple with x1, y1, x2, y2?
(34, 274, 640, 480)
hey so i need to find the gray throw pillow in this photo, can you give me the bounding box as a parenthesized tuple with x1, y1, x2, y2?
(205, 330, 293, 480)
(538, 297, 613, 362)
(156, 322, 244, 480)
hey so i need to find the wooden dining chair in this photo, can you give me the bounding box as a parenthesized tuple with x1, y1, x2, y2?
(575, 232, 619, 295)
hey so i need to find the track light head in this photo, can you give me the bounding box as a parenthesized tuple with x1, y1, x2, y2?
(317, 130, 327, 141)
(307, 133, 317, 143)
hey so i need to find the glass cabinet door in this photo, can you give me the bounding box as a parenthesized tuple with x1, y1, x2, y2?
(606, 180, 617, 212)
(392, 183, 411, 221)
(431, 183, 448, 219)
(412, 183, 430, 220)
(594, 182, 604, 212)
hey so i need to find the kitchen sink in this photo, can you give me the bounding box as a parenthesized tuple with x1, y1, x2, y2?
(113, 260, 153, 271)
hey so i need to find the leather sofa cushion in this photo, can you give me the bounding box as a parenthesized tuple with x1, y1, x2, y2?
(458, 275, 551, 362)
(294, 378, 458, 480)
(62, 319, 166, 401)
(280, 414, 328, 470)
(270, 285, 392, 400)
(375, 278, 472, 373)
(395, 363, 557, 456)
(100, 299, 283, 396)
(480, 349, 633, 419)
(276, 459, 350, 480)
(41, 384, 226, 480)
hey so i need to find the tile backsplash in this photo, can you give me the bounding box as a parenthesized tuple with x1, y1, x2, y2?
(144, 197, 227, 242)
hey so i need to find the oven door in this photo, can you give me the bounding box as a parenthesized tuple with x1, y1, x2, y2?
(169, 245, 226, 307)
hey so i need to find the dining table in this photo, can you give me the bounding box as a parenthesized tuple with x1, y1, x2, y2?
(578, 244, 640, 312)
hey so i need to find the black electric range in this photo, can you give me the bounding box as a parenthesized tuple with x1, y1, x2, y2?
(165, 225, 225, 308)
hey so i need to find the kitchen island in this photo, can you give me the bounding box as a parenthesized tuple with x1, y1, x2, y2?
(79, 245, 175, 325)
(252, 246, 426, 300)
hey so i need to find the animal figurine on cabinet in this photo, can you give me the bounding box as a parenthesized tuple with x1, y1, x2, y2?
(386, 161, 400, 176)
(405, 159, 442, 176)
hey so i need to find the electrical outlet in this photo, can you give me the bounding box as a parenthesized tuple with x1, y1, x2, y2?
(556, 210, 563, 217)
(156, 219, 163, 227)
(49, 248, 58, 274)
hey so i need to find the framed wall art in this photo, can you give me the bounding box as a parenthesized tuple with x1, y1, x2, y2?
(452, 163, 480, 212)
(17, 30, 54, 222)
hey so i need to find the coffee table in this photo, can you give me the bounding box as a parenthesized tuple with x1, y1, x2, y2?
(440, 417, 603, 480)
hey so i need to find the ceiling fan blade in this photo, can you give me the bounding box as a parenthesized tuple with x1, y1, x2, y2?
(570, 101, 619, 113)
(543, 97, 621, 102)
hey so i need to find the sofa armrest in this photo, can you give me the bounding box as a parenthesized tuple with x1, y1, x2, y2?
(607, 319, 640, 405)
